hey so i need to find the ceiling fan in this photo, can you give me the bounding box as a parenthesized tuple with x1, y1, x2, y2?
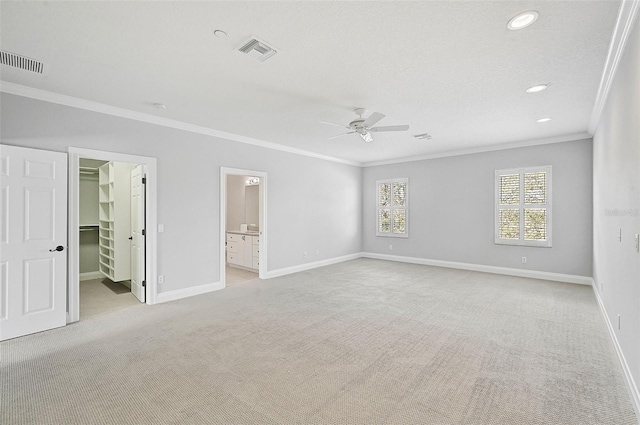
(322, 108, 409, 143)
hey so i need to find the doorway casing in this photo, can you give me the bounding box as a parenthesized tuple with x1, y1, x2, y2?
(220, 167, 267, 286)
(68, 147, 158, 323)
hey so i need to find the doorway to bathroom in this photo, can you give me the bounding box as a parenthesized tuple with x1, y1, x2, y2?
(220, 168, 267, 287)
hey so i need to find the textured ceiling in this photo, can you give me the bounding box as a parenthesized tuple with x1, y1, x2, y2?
(0, 1, 621, 164)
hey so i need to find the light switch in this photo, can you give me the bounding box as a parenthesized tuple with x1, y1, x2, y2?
(158, 224, 164, 233)
(635, 234, 639, 252)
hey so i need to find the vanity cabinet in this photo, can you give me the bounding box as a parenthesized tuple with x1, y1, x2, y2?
(226, 232, 259, 271)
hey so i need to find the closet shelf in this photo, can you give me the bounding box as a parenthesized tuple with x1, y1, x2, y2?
(98, 161, 134, 283)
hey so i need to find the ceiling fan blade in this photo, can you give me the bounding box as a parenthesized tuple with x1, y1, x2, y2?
(320, 121, 350, 129)
(327, 131, 355, 140)
(363, 112, 385, 128)
(369, 125, 410, 132)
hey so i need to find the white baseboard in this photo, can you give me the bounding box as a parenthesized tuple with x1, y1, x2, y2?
(593, 284, 640, 421)
(264, 253, 362, 279)
(361, 252, 593, 285)
(155, 281, 224, 304)
(79, 271, 103, 281)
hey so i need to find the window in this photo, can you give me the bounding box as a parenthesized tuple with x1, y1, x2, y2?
(495, 166, 551, 247)
(376, 178, 408, 237)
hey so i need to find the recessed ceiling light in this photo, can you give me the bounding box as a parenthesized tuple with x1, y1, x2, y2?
(526, 84, 548, 93)
(214, 30, 227, 39)
(536, 117, 552, 123)
(507, 11, 539, 30)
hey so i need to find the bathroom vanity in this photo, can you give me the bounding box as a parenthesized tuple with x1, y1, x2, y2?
(226, 231, 259, 271)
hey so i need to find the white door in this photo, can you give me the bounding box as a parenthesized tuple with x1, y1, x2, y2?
(130, 165, 145, 303)
(0, 145, 67, 341)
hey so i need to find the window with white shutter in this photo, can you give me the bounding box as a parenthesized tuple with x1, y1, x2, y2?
(495, 166, 551, 247)
(376, 178, 408, 237)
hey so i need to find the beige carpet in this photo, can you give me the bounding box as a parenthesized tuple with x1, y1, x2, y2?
(80, 278, 142, 319)
(1, 259, 636, 424)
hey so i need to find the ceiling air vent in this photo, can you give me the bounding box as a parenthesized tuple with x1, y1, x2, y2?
(413, 133, 432, 140)
(0, 50, 49, 75)
(237, 37, 278, 62)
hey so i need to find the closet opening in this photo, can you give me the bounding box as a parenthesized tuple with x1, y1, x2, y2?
(220, 168, 267, 287)
(78, 159, 145, 318)
(68, 148, 158, 323)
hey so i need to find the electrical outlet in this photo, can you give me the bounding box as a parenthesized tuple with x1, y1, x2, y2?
(158, 224, 164, 233)
(158, 275, 164, 284)
(522, 257, 527, 263)
(389, 245, 393, 250)
(316, 250, 319, 256)
(618, 228, 622, 241)
(303, 251, 308, 258)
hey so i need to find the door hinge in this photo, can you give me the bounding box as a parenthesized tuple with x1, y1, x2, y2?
(142, 229, 146, 236)
(142, 177, 146, 184)
(142, 280, 146, 287)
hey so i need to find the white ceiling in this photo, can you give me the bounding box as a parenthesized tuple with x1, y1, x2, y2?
(0, 1, 621, 165)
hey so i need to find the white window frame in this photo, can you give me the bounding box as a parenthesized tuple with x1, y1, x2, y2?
(495, 166, 552, 247)
(376, 178, 409, 238)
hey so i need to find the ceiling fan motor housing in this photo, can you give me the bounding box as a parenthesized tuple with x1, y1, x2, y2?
(349, 119, 367, 132)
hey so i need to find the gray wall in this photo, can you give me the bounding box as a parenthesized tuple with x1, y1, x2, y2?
(593, 17, 640, 395)
(363, 139, 593, 276)
(226, 175, 247, 232)
(79, 174, 100, 274)
(0, 94, 363, 292)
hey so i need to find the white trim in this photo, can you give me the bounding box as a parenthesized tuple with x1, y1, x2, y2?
(0, 82, 361, 167)
(68, 147, 158, 323)
(361, 252, 592, 285)
(263, 253, 362, 279)
(155, 281, 224, 304)
(588, 0, 640, 134)
(79, 271, 103, 281)
(220, 168, 267, 287)
(592, 284, 640, 420)
(362, 133, 591, 167)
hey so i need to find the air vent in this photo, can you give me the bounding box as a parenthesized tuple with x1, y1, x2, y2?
(413, 133, 432, 140)
(0, 50, 49, 75)
(237, 37, 278, 62)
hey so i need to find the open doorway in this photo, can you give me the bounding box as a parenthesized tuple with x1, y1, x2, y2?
(77, 158, 144, 319)
(220, 168, 267, 287)
(68, 148, 157, 323)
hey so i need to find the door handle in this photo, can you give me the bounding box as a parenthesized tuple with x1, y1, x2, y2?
(49, 245, 64, 252)
(128, 236, 133, 240)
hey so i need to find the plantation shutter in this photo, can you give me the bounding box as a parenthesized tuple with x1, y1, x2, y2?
(495, 166, 551, 247)
(377, 179, 408, 237)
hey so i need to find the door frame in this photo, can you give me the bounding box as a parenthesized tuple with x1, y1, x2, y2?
(220, 167, 267, 286)
(68, 147, 158, 323)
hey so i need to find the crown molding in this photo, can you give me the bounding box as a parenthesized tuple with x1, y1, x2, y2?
(0, 81, 362, 167)
(362, 132, 591, 167)
(588, 0, 640, 135)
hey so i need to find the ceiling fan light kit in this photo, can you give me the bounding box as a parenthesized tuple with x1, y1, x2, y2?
(323, 108, 410, 143)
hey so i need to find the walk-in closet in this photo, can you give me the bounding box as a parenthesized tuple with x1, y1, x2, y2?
(79, 158, 145, 318)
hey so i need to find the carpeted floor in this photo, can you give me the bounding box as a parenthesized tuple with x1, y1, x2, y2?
(1, 259, 636, 424)
(80, 278, 142, 319)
